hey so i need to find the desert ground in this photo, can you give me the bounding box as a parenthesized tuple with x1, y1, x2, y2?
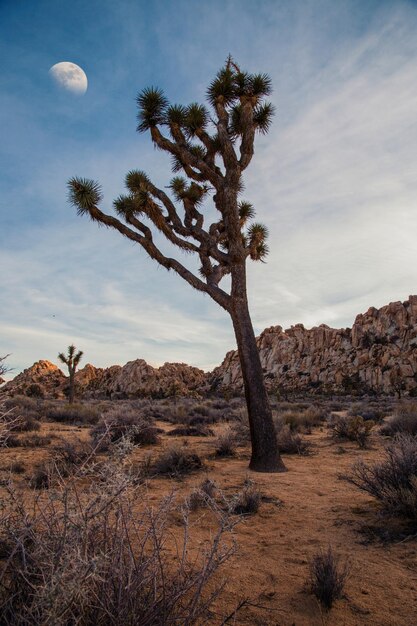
(0, 394, 416, 625)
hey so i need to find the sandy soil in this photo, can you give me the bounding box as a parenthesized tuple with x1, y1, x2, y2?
(1, 417, 416, 625)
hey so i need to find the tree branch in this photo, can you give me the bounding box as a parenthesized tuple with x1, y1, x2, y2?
(239, 100, 255, 170)
(86, 205, 231, 311)
(215, 102, 238, 170)
(150, 127, 223, 188)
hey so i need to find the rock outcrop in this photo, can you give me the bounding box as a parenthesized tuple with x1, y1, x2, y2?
(0, 359, 207, 399)
(76, 360, 207, 398)
(0, 360, 66, 397)
(211, 295, 417, 395)
(3, 296, 417, 398)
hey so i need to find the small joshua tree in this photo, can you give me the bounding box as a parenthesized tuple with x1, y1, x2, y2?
(68, 57, 285, 472)
(58, 344, 83, 404)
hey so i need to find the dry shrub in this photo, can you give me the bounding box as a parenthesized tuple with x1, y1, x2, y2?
(24, 383, 45, 398)
(4, 462, 25, 474)
(3, 396, 39, 411)
(230, 483, 261, 515)
(168, 425, 214, 437)
(348, 402, 387, 422)
(381, 402, 417, 436)
(200, 477, 217, 498)
(215, 428, 237, 457)
(151, 446, 203, 477)
(188, 413, 219, 426)
(187, 478, 217, 511)
(46, 403, 100, 425)
(329, 415, 374, 448)
(348, 434, 417, 520)
(308, 546, 349, 609)
(29, 463, 51, 489)
(276, 424, 311, 455)
(11, 434, 52, 448)
(12, 414, 41, 433)
(0, 401, 40, 434)
(0, 479, 234, 625)
(0, 405, 18, 448)
(281, 405, 328, 432)
(92, 408, 159, 449)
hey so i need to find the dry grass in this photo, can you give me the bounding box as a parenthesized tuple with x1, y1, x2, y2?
(307, 546, 349, 609)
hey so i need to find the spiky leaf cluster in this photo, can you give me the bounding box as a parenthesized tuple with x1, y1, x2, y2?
(58, 344, 83, 369)
(68, 178, 103, 216)
(246, 223, 269, 261)
(207, 65, 272, 106)
(136, 87, 169, 132)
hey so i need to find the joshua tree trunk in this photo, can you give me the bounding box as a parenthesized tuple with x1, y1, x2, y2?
(230, 265, 285, 472)
(69, 369, 75, 404)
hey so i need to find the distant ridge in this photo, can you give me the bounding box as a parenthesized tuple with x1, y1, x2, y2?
(3, 296, 417, 398)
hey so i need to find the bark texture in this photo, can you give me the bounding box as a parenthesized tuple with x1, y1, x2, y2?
(231, 266, 286, 472)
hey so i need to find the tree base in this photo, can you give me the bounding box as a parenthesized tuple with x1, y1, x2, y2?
(249, 454, 287, 473)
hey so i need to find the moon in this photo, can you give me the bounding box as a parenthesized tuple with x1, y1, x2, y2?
(49, 62, 88, 95)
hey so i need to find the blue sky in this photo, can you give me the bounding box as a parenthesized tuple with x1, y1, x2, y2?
(1, 0, 417, 378)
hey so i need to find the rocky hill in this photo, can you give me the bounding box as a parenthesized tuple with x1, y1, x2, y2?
(0, 358, 207, 399)
(74, 359, 208, 398)
(211, 295, 417, 395)
(0, 360, 67, 398)
(3, 295, 417, 398)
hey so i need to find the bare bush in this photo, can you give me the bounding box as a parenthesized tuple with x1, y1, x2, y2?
(230, 483, 262, 515)
(215, 428, 237, 457)
(308, 546, 349, 609)
(187, 478, 218, 511)
(4, 462, 25, 474)
(381, 402, 417, 436)
(1, 400, 40, 434)
(276, 425, 311, 455)
(29, 463, 51, 489)
(46, 403, 100, 425)
(348, 402, 387, 422)
(0, 405, 19, 447)
(8, 434, 52, 448)
(348, 434, 417, 520)
(151, 446, 203, 477)
(329, 415, 374, 448)
(0, 479, 234, 624)
(3, 396, 39, 411)
(200, 477, 217, 498)
(281, 405, 328, 432)
(24, 382, 45, 398)
(92, 408, 159, 449)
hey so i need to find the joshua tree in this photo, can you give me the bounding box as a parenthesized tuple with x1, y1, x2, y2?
(58, 344, 83, 404)
(68, 58, 285, 472)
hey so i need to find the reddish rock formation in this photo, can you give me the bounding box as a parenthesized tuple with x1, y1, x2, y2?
(211, 295, 417, 395)
(3, 296, 417, 398)
(77, 360, 207, 398)
(0, 360, 66, 397)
